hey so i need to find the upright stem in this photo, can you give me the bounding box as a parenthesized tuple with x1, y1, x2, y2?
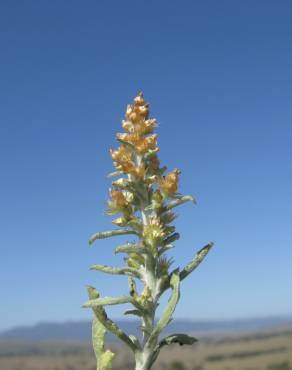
(135, 157, 159, 370)
(135, 347, 154, 370)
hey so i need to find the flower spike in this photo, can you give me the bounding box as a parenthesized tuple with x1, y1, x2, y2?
(85, 93, 214, 370)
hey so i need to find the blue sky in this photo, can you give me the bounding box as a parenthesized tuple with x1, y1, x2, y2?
(0, 1, 291, 331)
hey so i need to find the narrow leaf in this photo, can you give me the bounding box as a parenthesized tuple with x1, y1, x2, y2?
(151, 333, 197, 367)
(89, 229, 137, 245)
(83, 295, 133, 308)
(92, 317, 106, 358)
(86, 286, 138, 352)
(99, 350, 115, 370)
(114, 243, 150, 256)
(90, 264, 141, 278)
(162, 233, 180, 246)
(124, 309, 143, 317)
(165, 195, 196, 211)
(180, 242, 214, 281)
(147, 270, 180, 347)
(92, 318, 115, 370)
(107, 171, 123, 178)
(158, 333, 197, 349)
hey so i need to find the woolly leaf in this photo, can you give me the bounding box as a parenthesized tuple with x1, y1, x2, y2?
(86, 286, 137, 352)
(83, 295, 133, 308)
(158, 333, 197, 349)
(89, 229, 137, 245)
(99, 351, 115, 370)
(107, 171, 124, 178)
(124, 309, 143, 317)
(90, 264, 141, 278)
(162, 233, 180, 246)
(114, 243, 149, 255)
(147, 270, 180, 347)
(92, 318, 115, 370)
(165, 195, 196, 211)
(180, 242, 214, 281)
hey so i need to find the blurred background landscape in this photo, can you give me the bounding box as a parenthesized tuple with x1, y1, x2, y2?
(1, 317, 292, 370)
(1, 1, 291, 369)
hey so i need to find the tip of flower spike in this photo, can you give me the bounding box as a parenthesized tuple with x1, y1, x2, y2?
(134, 91, 145, 105)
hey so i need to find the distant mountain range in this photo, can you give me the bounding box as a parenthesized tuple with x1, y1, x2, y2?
(1, 316, 291, 342)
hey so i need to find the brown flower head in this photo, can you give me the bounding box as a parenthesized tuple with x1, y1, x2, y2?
(107, 188, 128, 214)
(158, 168, 180, 196)
(110, 145, 135, 174)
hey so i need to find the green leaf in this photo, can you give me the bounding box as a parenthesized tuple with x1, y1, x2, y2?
(162, 233, 180, 246)
(180, 242, 214, 281)
(83, 295, 133, 308)
(159, 210, 177, 224)
(114, 243, 150, 256)
(92, 317, 106, 358)
(86, 286, 138, 352)
(126, 219, 143, 233)
(92, 318, 115, 370)
(158, 244, 174, 257)
(124, 309, 143, 317)
(158, 333, 197, 349)
(87, 285, 100, 299)
(147, 270, 180, 347)
(107, 171, 124, 178)
(89, 229, 137, 245)
(99, 350, 115, 370)
(90, 264, 141, 278)
(165, 195, 196, 211)
(150, 333, 197, 369)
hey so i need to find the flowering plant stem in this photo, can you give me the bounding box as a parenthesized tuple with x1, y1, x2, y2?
(84, 93, 213, 370)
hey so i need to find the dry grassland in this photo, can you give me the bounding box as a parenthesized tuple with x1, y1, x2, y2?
(0, 328, 291, 370)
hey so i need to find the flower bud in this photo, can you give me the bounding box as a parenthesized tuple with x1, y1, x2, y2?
(158, 168, 180, 196)
(122, 120, 132, 132)
(143, 217, 165, 249)
(112, 217, 128, 226)
(138, 105, 149, 118)
(134, 93, 145, 106)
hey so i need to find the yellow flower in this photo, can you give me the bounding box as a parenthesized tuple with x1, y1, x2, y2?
(125, 93, 149, 123)
(122, 120, 133, 132)
(107, 189, 128, 215)
(143, 217, 165, 247)
(133, 164, 145, 178)
(135, 286, 153, 306)
(110, 144, 131, 162)
(158, 168, 180, 195)
(140, 286, 152, 302)
(116, 132, 158, 154)
(143, 119, 157, 134)
(127, 119, 156, 136)
(110, 145, 135, 174)
(127, 252, 144, 268)
(133, 92, 145, 106)
(151, 190, 163, 210)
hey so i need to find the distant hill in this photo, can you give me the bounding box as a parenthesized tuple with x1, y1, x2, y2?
(0, 316, 291, 342)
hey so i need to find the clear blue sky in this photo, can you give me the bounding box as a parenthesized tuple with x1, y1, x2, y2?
(0, 1, 291, 331)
